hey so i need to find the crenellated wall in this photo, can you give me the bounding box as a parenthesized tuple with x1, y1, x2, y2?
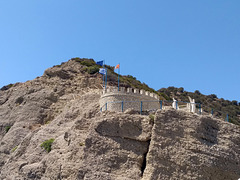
(99, 86, 160, 112)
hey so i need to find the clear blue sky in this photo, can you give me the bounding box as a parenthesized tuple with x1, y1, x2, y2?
(0, 1, 239, 101)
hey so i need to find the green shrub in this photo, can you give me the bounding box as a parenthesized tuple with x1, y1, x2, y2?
(178, 87, 184, 93)
(149, 114, 155, 123)
(79, 142, 85, 146)
(126, 75, 136, 80)
(208, 94, 218, 99)
(71, 57, 81, 62)
(158, 92, 171, 100)
(105, 65, 115, 71)
(1, 83, 14, 91)
(232, 100, 238, 106)
(82, 67, 88, 72)
(45, 121, 51, 125)
(71, 58, 96, 67)
(11, 146, 18, 152)
(81, 61, 95, 67)
(194, 90, 201, 95)
(41, 139, 54, 153)
(53, 64, 61, 68)
(87, 66, 99, 74)
(5, 126, 11, 133)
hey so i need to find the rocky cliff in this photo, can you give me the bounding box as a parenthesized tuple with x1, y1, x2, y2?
(0, 59, 240, 180)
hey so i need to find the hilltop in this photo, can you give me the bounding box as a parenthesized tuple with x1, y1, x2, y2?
(0, 58, 240, 179)
(2, 57, 239, 127)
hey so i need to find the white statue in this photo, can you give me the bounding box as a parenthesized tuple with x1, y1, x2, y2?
(172, 98, 177, 109)
(188, 96, 196, 113)
(192, 99, 196, 113)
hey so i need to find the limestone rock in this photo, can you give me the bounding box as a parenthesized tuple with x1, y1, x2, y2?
(0, 59, 240, 180)
(124, 108, 139, 115)
(142, 109, 240, 180)
(77, 113, 152, 179)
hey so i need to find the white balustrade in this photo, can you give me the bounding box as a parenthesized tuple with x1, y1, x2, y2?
(120, 87, 125, 92)
(127, 88, 132, 93)
(140, 90, 145, 95)
(112, 87, 118, 92)
(134, 89, 139, 94)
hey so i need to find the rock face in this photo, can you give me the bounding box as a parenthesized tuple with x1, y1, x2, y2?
(0, 59, 103, 179)
(0, 59, 240, 180)
(77, 111, 153, 180)
(143, 110, 240, 180)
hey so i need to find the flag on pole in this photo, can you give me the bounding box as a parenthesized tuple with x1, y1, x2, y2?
(115, 63, 120, 91)
(99, 68, 106, 75)
(96, 61, 104, 66)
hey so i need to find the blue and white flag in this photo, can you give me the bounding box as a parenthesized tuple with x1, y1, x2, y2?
(99, 68, 106, 75)
(96, 61, 104, 66)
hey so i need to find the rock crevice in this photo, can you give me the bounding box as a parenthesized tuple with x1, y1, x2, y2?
(141, 139, 151, 177)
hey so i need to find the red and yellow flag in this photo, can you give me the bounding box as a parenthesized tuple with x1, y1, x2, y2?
(115, 64, 120, 69)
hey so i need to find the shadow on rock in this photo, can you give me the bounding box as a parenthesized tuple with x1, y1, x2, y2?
(197, 117, 219, 146)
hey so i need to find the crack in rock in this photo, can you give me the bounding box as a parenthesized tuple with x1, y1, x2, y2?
(141, 139, 151, 177)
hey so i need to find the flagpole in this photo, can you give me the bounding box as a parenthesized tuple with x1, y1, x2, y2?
(103, 60, 105, 88)
(105, 68, 107, 90)
(118, 63, 120, 91)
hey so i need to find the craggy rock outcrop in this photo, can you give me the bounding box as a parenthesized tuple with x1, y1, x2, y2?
(0, 59, 240, 180)
(143, 109, 240, 180)
(0, 59, 103, 179)
(0, 88, 101, 179)
(77, 112, 153, 179)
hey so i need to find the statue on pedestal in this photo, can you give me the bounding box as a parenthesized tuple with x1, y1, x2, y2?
(172, 98, 177, 109)
(188, 96, 196, 113)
